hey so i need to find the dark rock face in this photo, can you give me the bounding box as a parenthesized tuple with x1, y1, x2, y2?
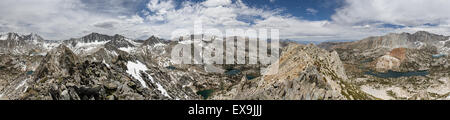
(104, 34, 135, 48)
(142, 36, 163, 46)
(80, 33, 112, 43)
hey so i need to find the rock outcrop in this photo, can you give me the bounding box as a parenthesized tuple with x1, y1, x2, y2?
(213, 44, 372, 100)
(17, 44, 199, 100)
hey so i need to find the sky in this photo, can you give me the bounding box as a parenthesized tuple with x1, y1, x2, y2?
(0, 0, 450, 41)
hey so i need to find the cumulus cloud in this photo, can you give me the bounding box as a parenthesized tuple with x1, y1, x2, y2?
(0, 0, 449, 41)
(306, 8, 318, 15)
(0, 0, 147, 39)
(333, 0, 450, 26)
(202, 0, 232, 7)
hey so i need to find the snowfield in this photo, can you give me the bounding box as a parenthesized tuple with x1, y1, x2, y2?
(0, 34, 7, 40)
(119, 47, 136, 53)
(76, 40, 110, 47)
(126, 61, 171, 98)
(70, 40, 109, 54)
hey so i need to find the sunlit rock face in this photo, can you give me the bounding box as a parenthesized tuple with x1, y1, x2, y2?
(318, 31, 450, 100)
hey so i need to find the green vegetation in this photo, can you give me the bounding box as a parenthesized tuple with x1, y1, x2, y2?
(39, 77, 49, 83)
(386, 90, 397, 98)
(340, 81, 376, 100)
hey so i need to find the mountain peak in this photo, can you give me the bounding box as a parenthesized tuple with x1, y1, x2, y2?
(0, 32, 21, 40)
(79, 32, 112, 43)
(143, 35, 162, 46)
(0, 32, 46, 41)
(147, 35, 158, 40)
(23, 33, 44, 41)
(112, 34, 126, 40)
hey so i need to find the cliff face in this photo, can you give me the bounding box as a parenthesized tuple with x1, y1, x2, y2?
(213, 44, 373, 100)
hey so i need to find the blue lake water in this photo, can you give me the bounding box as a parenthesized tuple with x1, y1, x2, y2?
(27, 71, 34, 75)
(165, 66, 176, 70)
(246, 75, 257, 80)
(225, 69, 241, 76)
(432, 54, 446, 58)
(365, 70, 429, 78)
(196, 89, 214, 99)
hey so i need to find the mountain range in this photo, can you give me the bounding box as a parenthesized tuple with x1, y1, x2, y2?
(0, 31, 449, 100)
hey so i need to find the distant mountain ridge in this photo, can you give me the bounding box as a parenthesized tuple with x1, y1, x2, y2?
(319, 31, 450, 54)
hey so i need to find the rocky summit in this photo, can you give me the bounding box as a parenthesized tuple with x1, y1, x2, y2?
(213, 44, 372, 100)
(0, 31, 449, 100)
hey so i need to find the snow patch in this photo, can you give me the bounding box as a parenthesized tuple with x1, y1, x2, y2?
(439, 47, 450, 55)
(439, 39, 450, 45)
(119, 47, 136, 53)
(147, 74, 171, 98)
(414, 41, 425, 48)
(126, 60, 172, 98)
(126, 61, 149, 88)
(76, 40, 109, 47)
(154, 43, 166, 47)
(179, 40, 193, 45)
(106, 49, 118, 56)
(125, 38, 141, 46)
(71, 40, 109, 54)
(42, 42, 60, 50)
(437, 39, 450, 54)
(102, 59, 110, 68)
(0, 34, 7, 40)
(15, 79, 28, 91)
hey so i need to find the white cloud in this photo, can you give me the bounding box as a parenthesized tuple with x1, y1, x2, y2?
(332, 0, 450, 26)
(0, 0, 450, 41)
(306, 8, 318, 15)
(327, 0, 450, 40)
(202, 0, 232, 7)
(0, 0, 149, 39)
